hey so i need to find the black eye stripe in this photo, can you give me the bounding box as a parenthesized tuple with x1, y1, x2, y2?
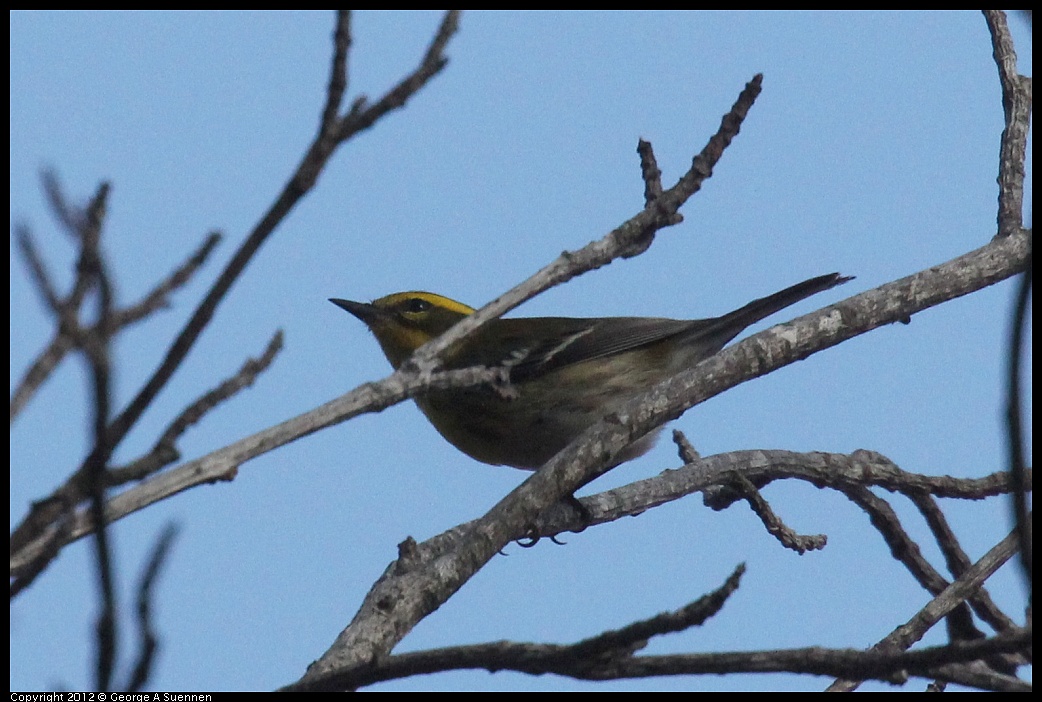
(403, 298, 432, 314)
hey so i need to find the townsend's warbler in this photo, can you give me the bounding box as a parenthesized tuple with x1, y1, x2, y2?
(331, 273, 850, 470)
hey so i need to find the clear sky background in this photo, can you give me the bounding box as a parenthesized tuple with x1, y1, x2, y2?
(10, 11, 1032, 692)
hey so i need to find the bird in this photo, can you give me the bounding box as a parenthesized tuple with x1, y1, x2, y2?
(330, 272, 851, 472)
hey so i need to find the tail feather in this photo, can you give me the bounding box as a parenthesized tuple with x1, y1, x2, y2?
(715, 272, 852, 342)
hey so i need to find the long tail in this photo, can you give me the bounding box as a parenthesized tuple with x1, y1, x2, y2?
(714, 272, 853, 342)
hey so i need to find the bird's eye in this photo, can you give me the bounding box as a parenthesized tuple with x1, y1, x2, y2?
(403, 297, 432, 314)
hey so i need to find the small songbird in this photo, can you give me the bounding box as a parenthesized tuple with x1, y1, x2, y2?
(331, 273, 851, 470)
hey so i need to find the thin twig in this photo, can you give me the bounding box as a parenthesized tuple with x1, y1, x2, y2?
(727, 472, 827, 554)
(625, 139, 679, 257)
(908, 491, 1018, 636)
(637, 138, 665, 205)
(333, 11, 461, 142)
(126, 524, 179, 692)
(569, 563, 745, 658)
(826, 527, 1023, 691)
(671, 429, 701, 463)
(10, 333, 75, 424)
(1006, 269, 1032, 589)
(107, 330, 284, 486)
(111, 232, 222, 330)
(319, 11, 352, 137)
(41, 169, 85, 235)
(10, 230, 220, 424)
(836, 485, 984, 655)
(14, 223, 62, 311)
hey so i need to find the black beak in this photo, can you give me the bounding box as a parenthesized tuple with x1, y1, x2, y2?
(329, 298, 384, 325)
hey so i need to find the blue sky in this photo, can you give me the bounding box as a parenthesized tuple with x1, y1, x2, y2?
(10, 11, 1031, 692)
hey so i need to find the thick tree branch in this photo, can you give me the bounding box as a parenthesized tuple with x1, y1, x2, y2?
(288, 530, 1028, 691)
(295, 223, 1028, 684)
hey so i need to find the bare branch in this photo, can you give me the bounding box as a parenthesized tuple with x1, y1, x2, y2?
(111, 231, 221, 330)
(14, 223, 62, 312)
(332, 10, 462, 142)
(126, 524, 179, 692)
(1006, 268, 1032, 588)
(569, 563, 745, 657)
(726, 472, 827, 554)
(9, 332, 75, 424)
(286, 564, 746, 691)
(532, 449, 1030, 543)
(8, 497, 75, 598)
(10, 182, 108, 422)
(73, 182, 119, 692)
(10, 227, 220, 425)
(295, 536, 1030, 691)
(289, 622, 1028, 691)
(990, 15, 1034, 587)
(10, 13, 464, 590)
(846, 487, 958, 598)
(982, 10, 1031, 237)
(826, 526, 1024, 691)
(637, 138, 665, 206)
(41, 169, 86, 235)
(406, 74, 765, 375)
(107, 330, 285, 486)
(102, 10, 461, 466)
(319, 11, 352, 137)
(907, 492, 1018, 635)
(839, 485, 991, 666)
(9, 364, 507, 580)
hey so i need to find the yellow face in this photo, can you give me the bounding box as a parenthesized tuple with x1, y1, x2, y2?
(340, 292, 476, 369)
